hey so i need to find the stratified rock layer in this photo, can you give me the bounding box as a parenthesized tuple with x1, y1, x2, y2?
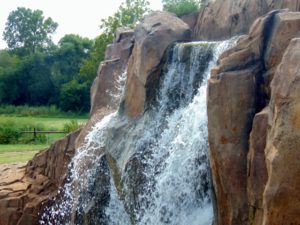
(207, 10, 300, 225)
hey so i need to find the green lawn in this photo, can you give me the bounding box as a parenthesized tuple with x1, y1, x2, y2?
(0, 144, 48, 164)
(0, 115, 88, 164)
(0, 115, 87, 131)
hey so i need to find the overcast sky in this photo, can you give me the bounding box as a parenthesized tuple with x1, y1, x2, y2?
(0, 0, 162, 49)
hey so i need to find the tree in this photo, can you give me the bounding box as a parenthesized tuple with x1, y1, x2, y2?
(0, 50, 21, 104)
(51, 34, 93, 85)
(100, 0, 150, 37)
(162, 0, 200, 17)
(3, 7, 58, 54)
(79, 0, 150, 90)
(59, 80, 90, 112)
(79, 33, 111, 84)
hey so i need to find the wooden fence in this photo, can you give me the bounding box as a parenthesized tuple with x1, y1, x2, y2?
(21, 128, 66, 144)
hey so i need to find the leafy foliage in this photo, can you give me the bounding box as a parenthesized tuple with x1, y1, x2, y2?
(0, 1, 151, 113)
(79, 0, 150, 91)
(3, 7, 58, 54)
(59, 80, 90, 112)
(0, 34, 93, 111)
(0, 119, 45, 144)
(162, 0, 200, 16)
(63, 120, 82, 133)
(100, 0, 150, 36)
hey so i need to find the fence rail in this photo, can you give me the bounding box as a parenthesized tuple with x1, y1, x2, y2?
(21, 131, 66, 134)
(21, 128, 67, 144)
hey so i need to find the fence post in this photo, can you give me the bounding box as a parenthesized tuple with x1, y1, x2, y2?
(34, 128, 37, 144)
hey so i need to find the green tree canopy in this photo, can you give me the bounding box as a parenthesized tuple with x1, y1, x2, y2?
(0, 50, 21, 104)
(51, 34, 93, 85)
(162, 0, 200, 17)
(79, 0, 150, 89)
(3, 7, 58, 54)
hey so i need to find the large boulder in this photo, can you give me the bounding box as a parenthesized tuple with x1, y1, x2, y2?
(194, 0, 300, 41)
(207, 11, 300, 225)
(123, 11, 191, 117)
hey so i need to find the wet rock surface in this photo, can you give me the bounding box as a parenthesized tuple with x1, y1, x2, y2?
(207, 10, 300, 225)
(123, 11, 191, 118)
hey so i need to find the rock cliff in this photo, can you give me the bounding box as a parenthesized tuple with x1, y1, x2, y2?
(207, 10, 300, 225)
(194, 0, 300, 40)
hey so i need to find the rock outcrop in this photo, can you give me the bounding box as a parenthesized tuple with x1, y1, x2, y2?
(262, 37, 300, 225)
(123, 11, 191, 117)
(207, 10, 300, 225)
(194, 0, 300, 40)
(90, 28, 134, 116)
(76, 28, 133, 148)
(0, 130, 80, 225)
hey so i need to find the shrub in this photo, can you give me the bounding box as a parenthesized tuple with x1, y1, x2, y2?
(162, 0, 200, 17)
(0, 104, 62, 116)
(63, 120, 82, 133)
(0, 118, 46, 144)
(0, 122, 21, 144)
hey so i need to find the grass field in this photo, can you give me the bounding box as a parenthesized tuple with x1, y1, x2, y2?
(0, 114, 88, 164)
(0, 115, 87, 131)
(0, 144, 48, 164)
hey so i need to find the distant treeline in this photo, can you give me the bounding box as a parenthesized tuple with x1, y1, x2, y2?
(0, 0, 200, 112)
(0, 34, 94, 112)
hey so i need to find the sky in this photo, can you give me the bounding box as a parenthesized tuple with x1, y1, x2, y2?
(0, 0, 162, 49)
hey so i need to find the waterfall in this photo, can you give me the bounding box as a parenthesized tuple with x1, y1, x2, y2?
(40, 38, 237, 225)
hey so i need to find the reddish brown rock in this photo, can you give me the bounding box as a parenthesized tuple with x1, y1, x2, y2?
(262, 38, 300, 225)
(79, 28, 134, 148)
(180, 12, 199, 31)
(194, 0, 300, 41)
(0, 130, 80, 225)
(247, 108, 269, 225)
(207, 10, 300, 225)
(264, 12, 300, 69)
(208, 65, 260, 225)
(124, 11, 191, 117)
(90, 28, 134, 116)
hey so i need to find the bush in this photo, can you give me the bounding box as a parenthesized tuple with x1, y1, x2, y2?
(63, 120, 82, 133)
(162, 0, 200, 17)
(0, 104, 62, 116)
(0, 122, 21, 144)
(0, 104, 87, 117)
(59, 80, 90, 112)
(0, 118, 46, 144)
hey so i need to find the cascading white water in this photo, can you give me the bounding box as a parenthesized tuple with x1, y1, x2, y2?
(40, 38, 237, 225)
